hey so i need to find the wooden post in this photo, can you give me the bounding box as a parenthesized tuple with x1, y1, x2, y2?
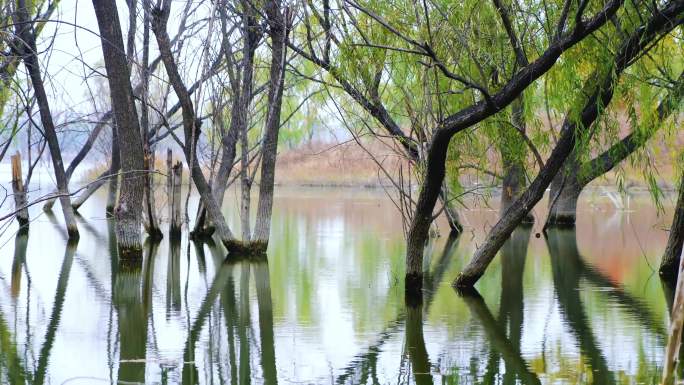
(166, 148, 173, 224)
(169, 161, 183, 239)
(11, 152, 29, 229)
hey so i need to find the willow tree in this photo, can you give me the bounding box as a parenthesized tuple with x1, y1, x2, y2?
(455, 0, 684, 288)
(545, 44, 684, 227)
(295, 0, 622, 289)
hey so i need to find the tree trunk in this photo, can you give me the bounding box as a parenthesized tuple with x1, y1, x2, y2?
(545, 155, 583, 227)
(140, 0, 162, 240)
(546, 72, 684, 229)
(661, 171, 684, 279)
(253, 0, 289, 247)
(13, 1, 79, 239)
(239, 125, 252, 241)
(454, 7, 683, 288)
(438, 185, 463, 234)
(405, 133, 449, 290)
(11, 152, 29, 229)
(72, 167, 113, 211)
(106, 124, 121, 217)
(169, 162, 183, 239)
(92, 0, 146, 257)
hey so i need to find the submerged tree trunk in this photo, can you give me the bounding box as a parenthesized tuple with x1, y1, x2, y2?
(546, 154, 582, 227)
(454, 6, 683, 288)
(14, 1, 79, 238)
(92, 0, 146, 257)
(11, 152, 29, 229)
(252, 0, 289, 248)
(661, 170, 684, 280)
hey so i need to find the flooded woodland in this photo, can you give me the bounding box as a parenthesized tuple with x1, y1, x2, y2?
(2, 0, 684, 383)
(0, 186, 678, 384)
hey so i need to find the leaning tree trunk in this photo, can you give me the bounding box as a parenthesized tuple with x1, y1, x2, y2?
(92, 0, 146, 257)
(14, 1, 79, 238)
(193, 3, 259, 237)
(454, 6, 684, 288)
(252, 0, 289, 249)
(152, 2, 237, 250)
(661, 170, 684, 280)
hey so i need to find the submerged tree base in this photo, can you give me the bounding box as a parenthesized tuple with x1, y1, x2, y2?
(190, 225, 215, 240)
(225, 239, 268, 257)
(453, 271, 482, 288)
(118, 246, 143, 262)
(544, 214, 577, 228)
(405, 272, 423, 302)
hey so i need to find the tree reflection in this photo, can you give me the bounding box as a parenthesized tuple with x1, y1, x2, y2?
(457, 225, 539, 385)
(546, 228, 614, 385)
(114, 238, 158, 383)
(459, 287, 541, 385)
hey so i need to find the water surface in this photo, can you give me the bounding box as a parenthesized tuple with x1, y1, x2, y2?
(0, 186, 676, 384)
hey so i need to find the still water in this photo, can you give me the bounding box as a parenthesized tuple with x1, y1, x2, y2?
(0, 186, 676, 384)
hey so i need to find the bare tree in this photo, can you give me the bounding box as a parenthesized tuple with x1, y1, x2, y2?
(13, 0, 79, 238)
(92, 0, 146, 257)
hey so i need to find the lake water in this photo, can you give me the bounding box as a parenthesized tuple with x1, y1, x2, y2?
(0, 185, 677, 384)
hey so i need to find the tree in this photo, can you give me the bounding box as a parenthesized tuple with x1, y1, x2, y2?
(455, 0, 684, 288)
(92, 0, 146, 257)
(13, 0, 79, 238)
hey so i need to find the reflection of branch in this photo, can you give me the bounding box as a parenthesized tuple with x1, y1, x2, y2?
(34, 240, 78, 385)
(458, 288, 542, 385)
(0, 169, 164, 222)
(336, 236, 458, 384)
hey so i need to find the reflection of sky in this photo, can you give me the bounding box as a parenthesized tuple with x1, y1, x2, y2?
(0, 186, 674, 384)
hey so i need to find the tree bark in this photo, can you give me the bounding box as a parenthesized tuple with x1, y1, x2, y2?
(11, 152, 29, 229)
(454, 4, 684, 288)
(92, 0, 146, 257)
(661, 169, 684, 279)
(106, 123, 121, 217)
(13, 0, 79, 238)
(252, 0, 289, 247)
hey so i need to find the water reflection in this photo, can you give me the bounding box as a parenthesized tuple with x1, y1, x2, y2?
(0, 188, 676, 384)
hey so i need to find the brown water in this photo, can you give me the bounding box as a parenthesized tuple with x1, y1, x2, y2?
(0, 185, 677, 384)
